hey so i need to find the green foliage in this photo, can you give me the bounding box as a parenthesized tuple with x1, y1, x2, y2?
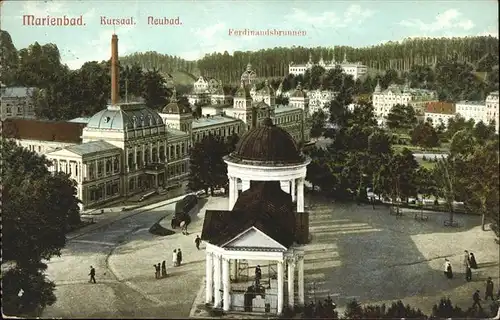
(411, 122, 440, 148)
(310, 110, 327, 138)
(187, 134, 239, 196)
(1, 138, 81, 316)
(386, 104, 417, 131)
(120, 51, 198, 75)
(431, 298, 466, 319)
(435, 58, 486, 101)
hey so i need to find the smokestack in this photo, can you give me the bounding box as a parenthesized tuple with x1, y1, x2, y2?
(111, 34, 119, 105)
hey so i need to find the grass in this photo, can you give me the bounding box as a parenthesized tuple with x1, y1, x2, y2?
(418, 160, 436, 170)
(170, 70, 197, 86)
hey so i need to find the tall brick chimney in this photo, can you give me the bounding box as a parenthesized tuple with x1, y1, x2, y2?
(111, 34, 119, 105)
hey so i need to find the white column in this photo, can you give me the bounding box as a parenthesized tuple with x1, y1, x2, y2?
(228, 176, 235, 211)
(214, 255, 222, 308)
(280, 180, 290, 194)
(291, 179, 296, 202)
(287, 258, 295, 309)
(233, 177, 239, 206)
(205, 252, 213, 304)
(298, 256, 304, 306)
(242, 179, 250, 191)
(297, 178, 304, 212)
(134, 146, 138, 170)
(222, 258, 231, 311)
(277, 261, 284, 315)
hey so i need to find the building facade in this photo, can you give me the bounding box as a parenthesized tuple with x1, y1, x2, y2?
(288, 50, 368, 80)
(455, 100, 488, 126)
(485, 91, 499, 133)
(424, 102, 456, 128)
(1, 85, 37, 120)
(372, 81, 438, 126)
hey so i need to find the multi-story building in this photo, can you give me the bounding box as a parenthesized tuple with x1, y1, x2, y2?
(2, 34, 310, 210)
(485, 91, 499, 133)
(455, 100, 488, 126)
(0, 85, 37, 120)
(288, 49, 368, 80)
(307, 88, 336, 115)
(424, 102, 456, 128)
(372, 81, 438, 126)
(187, 77, 233, 106)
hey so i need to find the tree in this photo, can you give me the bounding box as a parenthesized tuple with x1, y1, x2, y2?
(463, 141, 499, 231)
(141, 69, 168, 110)
(303, 65, 326, 90)
(411, 121, 440, 148)
(449, 129, 476, 158)
(385, 104, 417, 131)
(309, 110, 327, 139)
(472, 120, 496, 144)
(2, 139, 81, 316)
(433, 157, 459, 224)
(187, 134, 230, 196)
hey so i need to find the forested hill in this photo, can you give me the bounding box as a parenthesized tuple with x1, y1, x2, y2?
(196, 36, 499, 84)
(120, 52, 199, 76)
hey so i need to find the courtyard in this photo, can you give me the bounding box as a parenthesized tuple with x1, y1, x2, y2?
(42, 193, 499, 318)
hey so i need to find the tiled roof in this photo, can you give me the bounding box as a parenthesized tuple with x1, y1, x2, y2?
(425, 102, 456, 114)
(2, 118, 85, 143)
(192, 115, 240, 129)
(64, 140, 119, 156)
(201, 181, 296, 248)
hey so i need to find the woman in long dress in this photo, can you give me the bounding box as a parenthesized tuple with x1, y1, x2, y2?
(469, 252, 478, 269)
(444, 259, 453, 279)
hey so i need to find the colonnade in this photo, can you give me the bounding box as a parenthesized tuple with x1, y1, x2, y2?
(227, 176, 305, 212)
(205, 252, 305, 315)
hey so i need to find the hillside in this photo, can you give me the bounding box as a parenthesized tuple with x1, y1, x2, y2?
(170, 70, 196, 86)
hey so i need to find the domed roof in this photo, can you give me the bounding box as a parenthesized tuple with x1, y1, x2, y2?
(259, 80, 275, 96)
(235, 81, 251, 99)
(162, 88, 191, 114)
(227, 117, 304, 165)
(291, 82, 307, 98)
(86, 102, 164, 131)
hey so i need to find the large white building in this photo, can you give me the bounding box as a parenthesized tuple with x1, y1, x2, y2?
(424, 102, 456, 128)
(485, 91, 499, 133)
(455, 100, 488, 125)
(0, 84, 37, 120)
(372, 81, 438, 126)
(187, 76, 233, 106)
(288, 49, 368, 80)
(3, 35, 310, 210)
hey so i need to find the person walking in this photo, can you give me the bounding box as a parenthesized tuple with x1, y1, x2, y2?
(463, 250, 470, 270)
(154, 264, 160, 279)
(444, 259, 453, 279)
(485, 277, 495, 301)
(465, 265, 472, 282)
(89, 266, 96, 283)
(172, 249, 178, 267)
(161, 260, 167, 278)
(469, 252, 478, 269)
(195, 235, 201, 250)
(472, 290, 482, 309)
(177, 248, 182, 266)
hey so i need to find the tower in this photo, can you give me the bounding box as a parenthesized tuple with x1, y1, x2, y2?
(111, 34, 120, 105)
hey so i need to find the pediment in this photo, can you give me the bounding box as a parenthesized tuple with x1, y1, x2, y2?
(222, 226, 286, 250)
(45, 148, 82, 158)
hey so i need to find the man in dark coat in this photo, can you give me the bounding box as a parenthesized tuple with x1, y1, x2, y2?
(472, 290, 482, 309)
(177, 248, 182, 266)
(89, 266, 96, 283)
(485, 277, 495, 300)
(195, 235, 201, 250)
(161, 260, 167, 278)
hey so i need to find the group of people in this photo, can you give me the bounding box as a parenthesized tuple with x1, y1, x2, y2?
(303, 296, 337, 319)
(471, 277, 498, 310)
(154, 261, 168, 279)
(443, 250, 478, 280)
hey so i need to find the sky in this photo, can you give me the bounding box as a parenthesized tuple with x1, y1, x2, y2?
(1, 0, 498, 70)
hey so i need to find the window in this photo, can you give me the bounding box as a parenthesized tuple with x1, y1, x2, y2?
(152, 147, 158, 162)
(97, 161, 103, 177)
(129, 178, 135, 191)
(88, 163, 95, 179)
(114, 157, 119, 173)
(136, 151, 142, 168)
(128, 153, 134, 171)
(106, 159, 112, 174)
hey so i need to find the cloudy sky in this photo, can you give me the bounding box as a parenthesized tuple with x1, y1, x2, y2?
(2, 0, 498, 69)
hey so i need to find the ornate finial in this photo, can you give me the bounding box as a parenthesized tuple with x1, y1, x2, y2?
(246, 62, 252, 71)
(343, 51, 347, 63)
(170, 87, 177, 102)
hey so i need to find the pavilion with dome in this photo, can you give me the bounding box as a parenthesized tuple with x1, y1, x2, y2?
(201, 117, 310, 315)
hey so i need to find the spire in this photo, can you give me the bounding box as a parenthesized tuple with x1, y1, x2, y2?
(308, 52, 312, 63)
(246, 62, 252, 72)
(374, 79, 381, 93)
(170, 87, 177, 102)
(297, 82, 303, 90)
(343, 51, 348, 64)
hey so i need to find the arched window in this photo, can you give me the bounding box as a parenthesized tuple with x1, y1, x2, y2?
(128, 153, 134, 170)
(152, 147, 158, 162)
(106, 159, 112, 174)
(145, 147, 151, 164)
(114, 157, 119, 173)
(137, 151, 142, 168)
(159, 146, 165, 161)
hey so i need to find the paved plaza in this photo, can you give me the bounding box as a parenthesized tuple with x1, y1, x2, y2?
(42, 193, 499, 318)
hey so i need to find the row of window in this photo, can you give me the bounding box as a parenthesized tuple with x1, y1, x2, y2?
(88, 180, 120, 202)
(194, 125, 241, 143)
(87, 157, 120, 180)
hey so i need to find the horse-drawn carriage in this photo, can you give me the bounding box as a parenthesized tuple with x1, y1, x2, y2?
(171, 194, 198, 232)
